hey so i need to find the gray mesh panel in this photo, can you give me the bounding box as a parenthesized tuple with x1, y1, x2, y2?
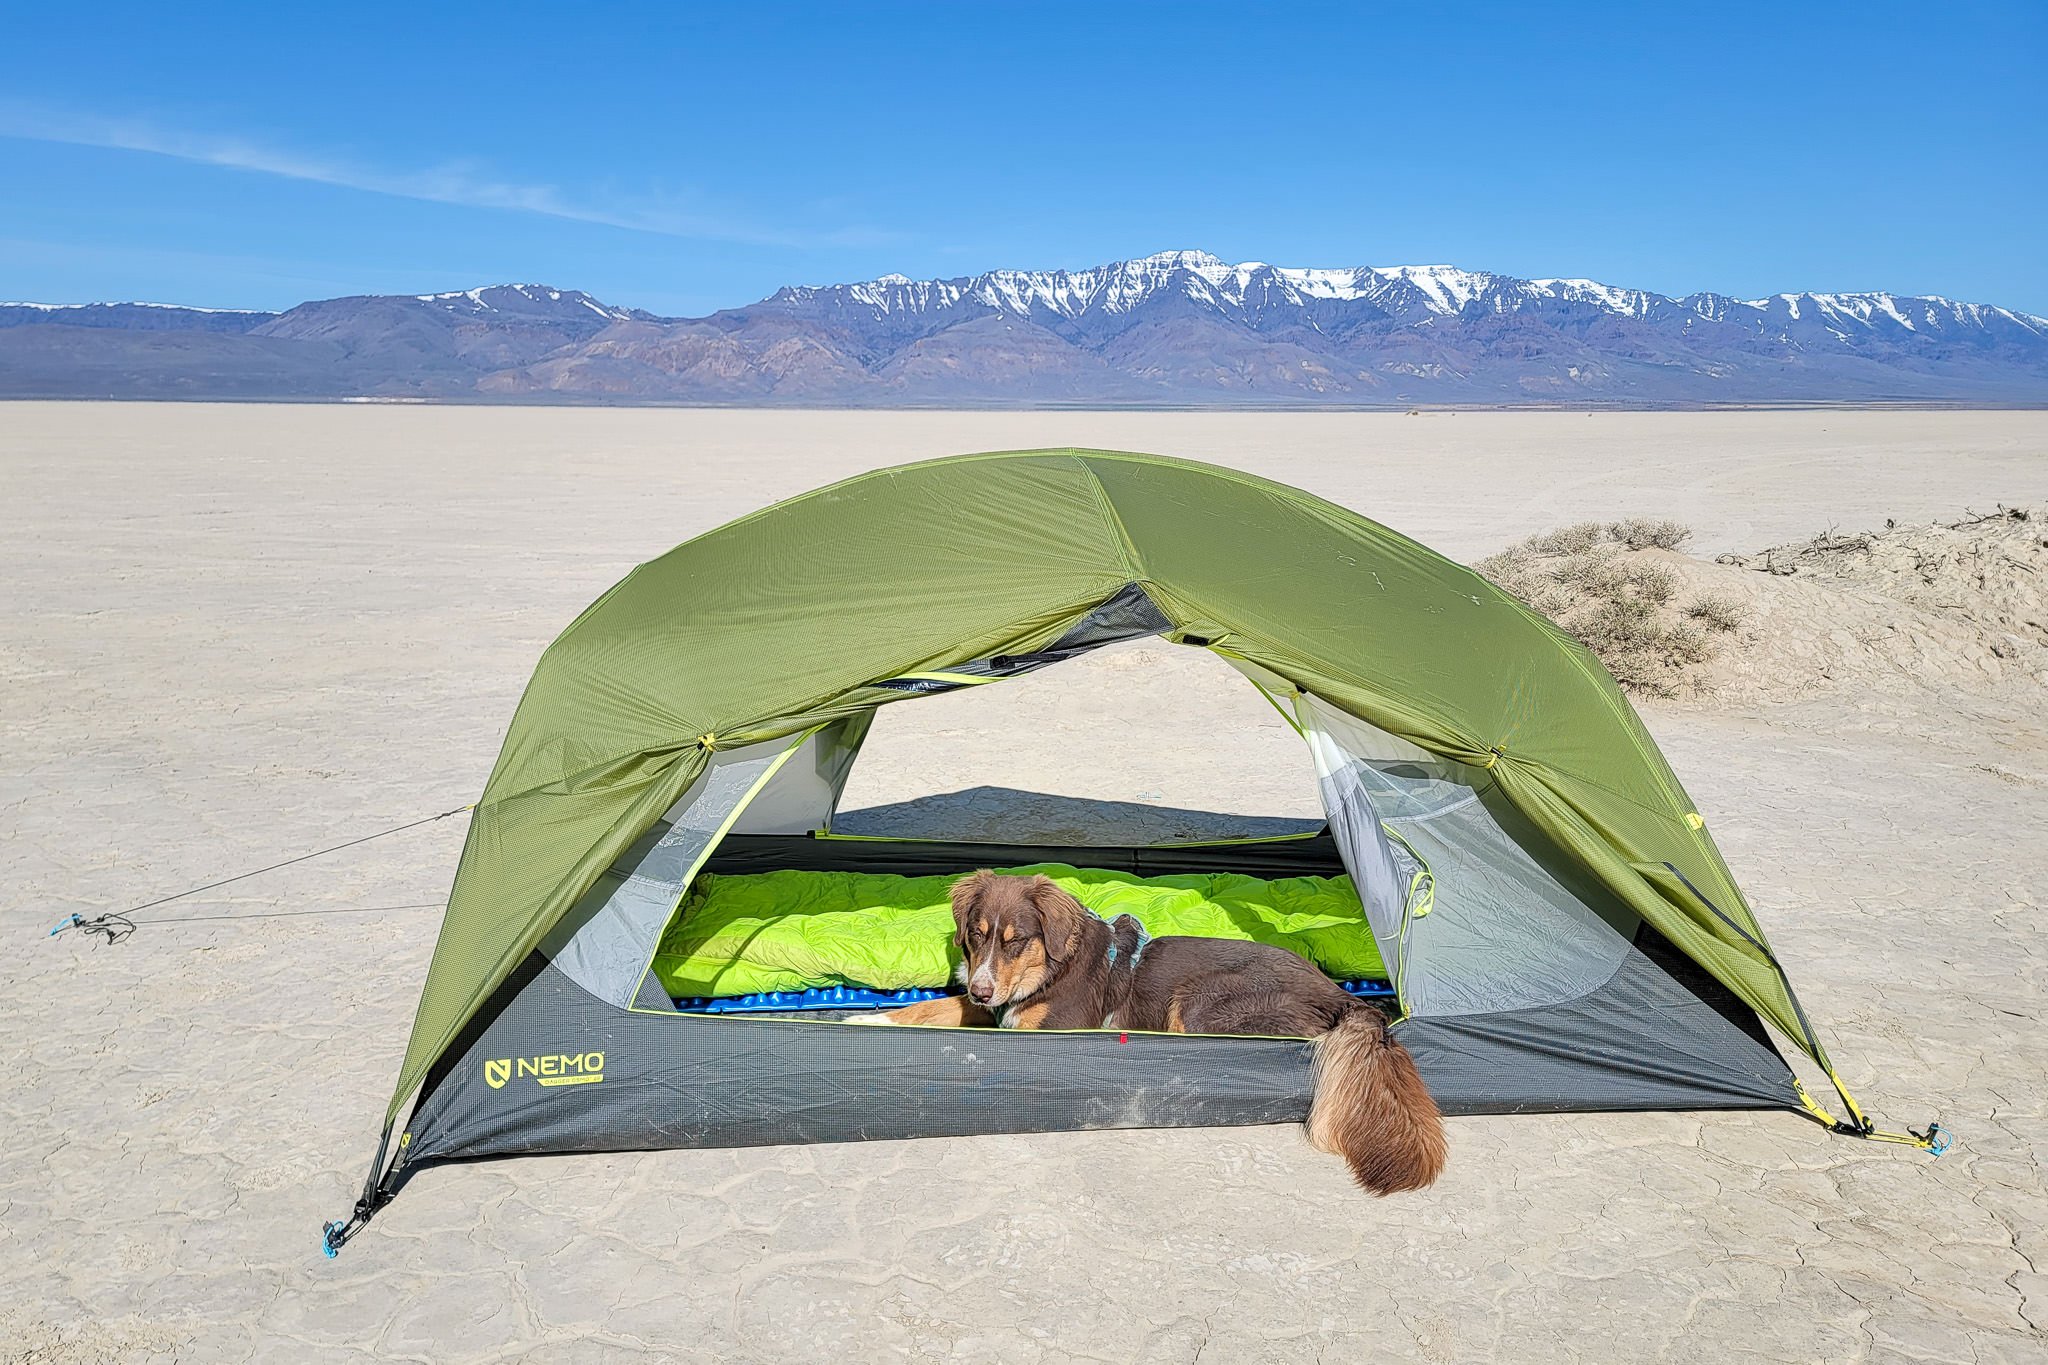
(1300, 723, 1408, 970)
(541, 741, 791, 1007)
(1351, 765, 1638, 1019)
(1050, 581, 1171, 650)
(1380, 780, 1638, 1016)
(1296, 694, 1638, 1018)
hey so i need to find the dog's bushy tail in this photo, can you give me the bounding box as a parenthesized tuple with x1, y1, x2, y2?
(1307, 1006, 1446, 1195)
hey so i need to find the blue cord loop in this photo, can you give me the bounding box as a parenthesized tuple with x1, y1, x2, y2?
(320, 1191, 388, 1259)
(49, 912, 135, 944)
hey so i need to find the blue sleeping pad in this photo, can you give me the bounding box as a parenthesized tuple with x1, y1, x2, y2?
(674, 978, 1395, 1014)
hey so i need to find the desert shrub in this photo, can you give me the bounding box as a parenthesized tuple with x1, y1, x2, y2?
(1525, 582, 1578, 618)
(1683, 595, 1746, 633)
(1525, 522, 1605, 555)
(1548, 549, 1626, 594)
(1664, 620, 1713, 664)
(1576, 597, 1660, 651)
(1621, 559, 1678, 605)
(1572, 602, 1712, 695)
(1472, 544, 1532, 583)
(1607, 518, 1694, 551)
(1474, 519, 1727, 697)
(1549, 550, 1677, 606)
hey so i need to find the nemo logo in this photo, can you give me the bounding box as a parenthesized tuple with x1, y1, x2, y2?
(483, 1052, 604, 1090)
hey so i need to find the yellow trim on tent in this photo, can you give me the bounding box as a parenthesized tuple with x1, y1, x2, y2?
(892, 670, 999, 686)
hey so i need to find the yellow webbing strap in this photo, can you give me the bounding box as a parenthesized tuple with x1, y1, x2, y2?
(1791, 1079, 1948, 1152)
(893, 670, 998, 686)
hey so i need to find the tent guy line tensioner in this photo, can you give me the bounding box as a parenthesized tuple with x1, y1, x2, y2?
(46, 804, 473, 944)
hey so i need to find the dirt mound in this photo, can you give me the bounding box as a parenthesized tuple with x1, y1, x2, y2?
(1477, 508, 2048, 705)
(1716, 506, 2048, 648)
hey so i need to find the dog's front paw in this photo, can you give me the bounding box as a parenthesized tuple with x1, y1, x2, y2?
(841, 1011, 898, 1026)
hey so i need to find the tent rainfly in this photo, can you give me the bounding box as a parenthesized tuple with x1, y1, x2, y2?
(327, 448, 1937, 1252)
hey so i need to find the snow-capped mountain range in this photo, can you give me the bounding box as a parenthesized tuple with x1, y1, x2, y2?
(406, 283, 647, 323)
(770, 250, 2044, 347)
(3, 252, 2043, 405)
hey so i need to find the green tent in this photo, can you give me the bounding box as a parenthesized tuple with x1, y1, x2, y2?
(330, 448, 1922, 1251)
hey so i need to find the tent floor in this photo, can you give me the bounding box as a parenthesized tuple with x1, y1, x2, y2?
(389, 830, 1798, 1186)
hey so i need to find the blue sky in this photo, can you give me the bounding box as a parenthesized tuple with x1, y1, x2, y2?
(4, 2, 2043, 316)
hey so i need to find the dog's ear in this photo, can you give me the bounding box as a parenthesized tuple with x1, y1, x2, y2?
(1027, 876, 1085, 964)
(949, 870, 993, 949)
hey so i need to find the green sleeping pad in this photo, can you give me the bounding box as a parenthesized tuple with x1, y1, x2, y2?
(651, 863, 1386, 999)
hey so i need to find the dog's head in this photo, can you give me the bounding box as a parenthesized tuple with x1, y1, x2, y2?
(950, 871, 1086, 1008)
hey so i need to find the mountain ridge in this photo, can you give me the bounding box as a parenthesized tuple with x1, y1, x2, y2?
(4, 252, 2043, 406)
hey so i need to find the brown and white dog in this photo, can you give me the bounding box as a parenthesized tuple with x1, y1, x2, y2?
(857, 870, 1447, 1195)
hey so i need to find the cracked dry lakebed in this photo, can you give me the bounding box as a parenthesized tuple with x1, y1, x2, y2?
(2, 405, 2044, 1363)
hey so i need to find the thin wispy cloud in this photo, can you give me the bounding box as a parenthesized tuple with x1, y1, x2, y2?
(0, 103, 897, 250)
